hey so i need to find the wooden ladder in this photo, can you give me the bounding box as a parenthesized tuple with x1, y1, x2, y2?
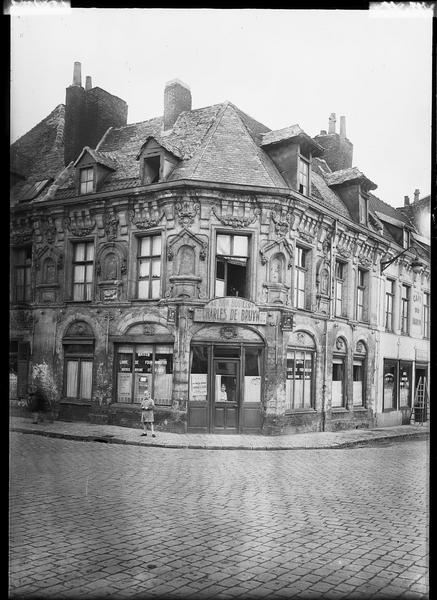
(410, 377, 428, 425)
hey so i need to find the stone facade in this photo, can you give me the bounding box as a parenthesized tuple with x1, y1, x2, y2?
(10, 64, 430, 434)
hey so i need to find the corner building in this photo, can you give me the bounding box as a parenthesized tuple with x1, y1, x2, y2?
(10, 64, 430, 434)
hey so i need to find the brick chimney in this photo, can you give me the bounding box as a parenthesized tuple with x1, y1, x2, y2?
(414, 189, 420, 203)
(164, 79, 192, 131)
(64, 62, 128, 165)
(404, 195, 410, 207)
(313, 113, 353, 172)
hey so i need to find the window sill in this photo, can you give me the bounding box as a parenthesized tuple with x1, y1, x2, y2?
(353, 406, 367, 411)
(285, 408, 316, 414)
(331, 407, 348, 412)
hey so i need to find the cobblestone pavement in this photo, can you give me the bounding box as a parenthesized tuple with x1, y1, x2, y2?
(9, 433, 428, 600)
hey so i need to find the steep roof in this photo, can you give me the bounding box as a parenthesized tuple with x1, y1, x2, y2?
(368, 193, 410, 226)
(325, 167, 377, 191)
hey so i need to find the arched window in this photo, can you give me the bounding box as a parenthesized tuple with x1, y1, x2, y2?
(332, 336, 347, 408)
(286, 331, 316, 410)
(63, 321, 94, 401)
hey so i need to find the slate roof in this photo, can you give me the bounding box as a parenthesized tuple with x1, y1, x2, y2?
(261, 125, 324, 156)
(368, 193, 411, 226)
(74, 146, 117, 170)
(325, 167, 377, 191)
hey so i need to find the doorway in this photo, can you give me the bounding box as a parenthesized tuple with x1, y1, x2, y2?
(213, 358, 240, 433)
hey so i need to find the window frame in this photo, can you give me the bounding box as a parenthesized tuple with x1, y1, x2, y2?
(142, 154, 162, 185)
(214, 232, 251, 299)
(79, 166, 95, 195)
(385, 278, 395, 331)
(13, 245, 32, 304)
(331, 355, 346, 408)
(423, 292, 430, 339)
(400, 283, 410, 335)
(72, 241, 95, 302)
(356, 268, 367, 322)
(294, 246, 308, 310)
(63, 342, 94, 401)
(136, 234, 163, 300)
(334, 260, 346, 318)
(298, 155, 310, 196)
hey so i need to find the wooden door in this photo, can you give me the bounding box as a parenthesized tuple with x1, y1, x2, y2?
(213, 359, 240, 433)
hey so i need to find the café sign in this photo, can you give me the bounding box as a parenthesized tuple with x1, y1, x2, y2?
(194, 297, 267, 325)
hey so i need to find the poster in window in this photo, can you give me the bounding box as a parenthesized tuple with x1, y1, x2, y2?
(117, 373, 132, 402)
(190, 374, 207, 402)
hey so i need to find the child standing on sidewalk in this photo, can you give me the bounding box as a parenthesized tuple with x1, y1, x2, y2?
(140, 380, 156, 437)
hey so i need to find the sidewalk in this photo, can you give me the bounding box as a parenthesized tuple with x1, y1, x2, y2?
(9, 416, 429, 450)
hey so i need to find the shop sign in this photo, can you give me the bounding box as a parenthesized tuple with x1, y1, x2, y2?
(194, 297, 267, 325)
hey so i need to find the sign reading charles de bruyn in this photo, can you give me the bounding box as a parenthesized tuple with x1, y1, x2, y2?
(194, 297, 267, 325)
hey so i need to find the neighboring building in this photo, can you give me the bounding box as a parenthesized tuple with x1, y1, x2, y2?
(10, 63, 430, 433)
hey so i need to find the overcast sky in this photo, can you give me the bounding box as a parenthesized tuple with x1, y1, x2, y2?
(10, 7, 432, 208)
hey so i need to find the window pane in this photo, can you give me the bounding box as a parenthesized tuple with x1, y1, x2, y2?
(216, 234, 231, 255)
(85, 264, 94, 282)
(66, 361, 78, 397)
(154, 352, 173, 405)
(80, 361, 93, 399)
(151, 258, 161, 277)
(233, 235, 248, 257)
(151, 279, 160, 298)
(117, 353, 133, 402)
(152, 236, 162, 255)
(86, 243, 94, 261)
(138, 280, 150, 299)
(74, 243, 85, 262)
(139, 259, 150, 277)
(73, 283, 84, 301)
(85, 283, 93, 300)
(140, 237, 151, 256)
(74, 265, 85, 283)
(215, 279, 225, 297)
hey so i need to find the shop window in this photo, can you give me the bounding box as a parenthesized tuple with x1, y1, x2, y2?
(79, 167, 94, 194)
(332, 358, 345, 408)
(423, 292, 430, 338)
(72, 241, 94, 301)
(285, 349, 314, 410)
(244, 347, 262, 403)
(334, 260, 346, 317)
(298, 156, 310, 196)
(385, 279, 395, 331)
(116, 344, 173, 406)
(294, 247, 308, 310)
(215, 233, 249, 298)
(189, 346, 208, 402)
(383, 360, 397, 411)
(356, 268, 368, 322)
(137, 235, 162, 299)
(399, 362, 412, 407)
(400, 284, 410, 334)
(13, 246, 32, 303)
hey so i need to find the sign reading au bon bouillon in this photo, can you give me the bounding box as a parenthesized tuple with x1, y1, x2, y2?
(194, 297, 267, 325)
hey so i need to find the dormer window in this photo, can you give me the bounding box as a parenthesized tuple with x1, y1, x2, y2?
(80, 167, 94, 194)
(403, 228, 411, 249)
(298, 156, 310, 196)
(143, 155, 161, 184)
(358, 194, 368, 226)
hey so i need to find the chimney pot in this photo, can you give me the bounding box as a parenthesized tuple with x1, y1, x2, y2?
(164, 79, 192, 131)
(404, 195, 410, 207)
(340, 115, 346, 139)
(414, 188, 420, 202)
(85, 76, 92, 91)
(320, 129, 327, 135)
(73, 61, 82, 87)
(328, 112, 336, 135)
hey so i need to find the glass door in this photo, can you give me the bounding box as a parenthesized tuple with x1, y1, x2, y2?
(213, 359, 240, 433)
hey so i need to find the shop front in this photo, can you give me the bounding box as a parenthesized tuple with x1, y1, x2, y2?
(188, 298, 266, 434)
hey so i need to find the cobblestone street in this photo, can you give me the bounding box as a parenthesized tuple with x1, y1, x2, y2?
(9, 433, 428, 599)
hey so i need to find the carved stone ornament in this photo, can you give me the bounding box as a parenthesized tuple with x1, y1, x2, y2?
(103, 208, 119, 240)
(65, 321, 94, 337)
(63, 211, 96, 237)
(358, 255, 373, 269)
(355, 341, 366, 354)
(175, 199, 200, 228)
(271, 210, 291, 238)
(335, 337, 346, 352)
(167, 307, 177, 323)
(220, 326, 238, 340)
(143, 324, 156, 335)
(11, 309, 34, 330)
(298, 231, 315, 244)
(42, 216, 57, 244)
(212, 205, 260, 228)
(128, 205, 164, 230)
(11, 217, 34, 245)
(336, 246, 352, 259)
